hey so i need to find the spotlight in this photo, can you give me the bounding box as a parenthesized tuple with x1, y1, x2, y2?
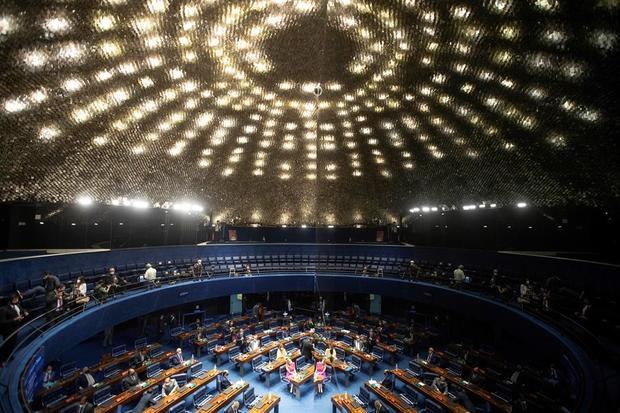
(327, 225, 334, 228)
(132, 200, 149, 209)
(517, 202, 528, 208)
(77, 195, 93, 206)
(463, 205, 477, 210)
(301, 224, 307, 228)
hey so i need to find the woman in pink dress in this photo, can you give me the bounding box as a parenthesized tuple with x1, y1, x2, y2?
(285, 358, 296, 393)
(314, 358, 327, 394)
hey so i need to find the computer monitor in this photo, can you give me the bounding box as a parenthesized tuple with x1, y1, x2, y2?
(146, 363, 162, 378)
(111, 345, 127, 357)
(243, 387, 255, 405)
(59, 362, 77, 378)
(190, 362, 204, 376)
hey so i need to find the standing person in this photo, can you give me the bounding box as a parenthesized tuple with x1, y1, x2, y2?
(285, 359, 296, 393)
(453, 265, 465, 284)
(314, 358, 327, 394)
(103, 325, 114, 347)
(74, 276, 89, 305)
(0, 294, 28, 363)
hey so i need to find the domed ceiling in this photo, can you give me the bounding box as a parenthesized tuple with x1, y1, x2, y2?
(0, 0, 618, 224)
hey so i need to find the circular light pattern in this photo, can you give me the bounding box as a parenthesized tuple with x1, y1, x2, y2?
(0, 0, 618, 224)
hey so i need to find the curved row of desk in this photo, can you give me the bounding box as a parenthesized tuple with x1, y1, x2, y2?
(0, 274, 595, 413)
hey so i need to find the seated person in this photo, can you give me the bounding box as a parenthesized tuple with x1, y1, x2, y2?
(432, 375, 449, 395)
(276, 344, 287, 359)
(131, 350, 148, 367)
(246, 336, 260, 352)
(468, 366, 486, 387)
(77, 367, 97, 390)
(219, 370, 232, 390)
(374, 400, 388, 413)
(122, 368, 141, 390)
(380, 370, 394, 390)
(170, 348, 186, 365)
(161, 377, 179, 397)
(453, 386, 476, 411)
(325, 345, 337, 362)
(225, 400, 240, 413)
(76, 395, 94, 413)
(42, 364, 56, 388)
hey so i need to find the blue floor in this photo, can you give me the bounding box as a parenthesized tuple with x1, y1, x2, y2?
(61, 329, 410, 412)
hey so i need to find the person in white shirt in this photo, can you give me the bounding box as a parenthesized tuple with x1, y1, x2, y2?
(161, 377, 179, 397)
(144, 264, 157, 286)
(453, 265, 465, 284)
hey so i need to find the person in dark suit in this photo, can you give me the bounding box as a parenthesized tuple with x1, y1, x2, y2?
(224, 401, 240, 413)
(170, 348, 186, 365)
(131, 350, 148, 367)
(132, 388, 156, 413)
(77, 367, 97, 390)
(219, 370, 232, 390)
(373, 400, 388, 413)
(0, 294, 28, 362)
(301, 338, 314, 363)
(122, 368, 141, 390)
(454, 386, 476, 411)
(77, 395, 94, 413)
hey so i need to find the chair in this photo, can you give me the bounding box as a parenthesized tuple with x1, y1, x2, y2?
(350, 355, 362, 374)
(354, 387, 370, 407)
(171, 373, 188, 387)
(193, 385, 213, 408)
(335, 348, 346, 360)
(252, 356, 268, 378)
(269, 349, 278, 361)
(316, 342, 326, 353)
(279, 365, 290, 390)
(167, 400, 187, 413)
(421, 398, 445, 413)
(323, 365, 333, 385)
(407, 360, 423, 376)
(103, 365, 121, 378)
(228, 346, 241, 363)
(59, 402, 79, 413)
(59, 362, 78, 378)
(371, 347, 384, 362)
(93, 385, 114, 406)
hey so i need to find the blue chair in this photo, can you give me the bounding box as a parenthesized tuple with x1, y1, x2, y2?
(103, 365, 121, 378)
(279, 365, 290, 391)
(59, 402, 79, 413)
(193, 385, 213, 408)
(252, 356, 268, 379)
(408, 360, 424, 376)
(134, 337, 148, 349)
(171, 373, 188, 387)
(371, 347, 384, 362)
(353, 387, 370, 407)
(269, 349, 278, 361)
(350, 355, 362, 374)
(60, 362, 78, 378)
(228, 346, 240, 363)
(167, 400, 187, 413)
(421, 398, 445, 413)
(93, 385, 114, 406)
(316, 342, 326, 353)
(335, 348, 346, 360)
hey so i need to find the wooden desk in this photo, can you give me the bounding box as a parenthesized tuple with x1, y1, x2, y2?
(214, 342, 237, 366)
(261, 350, 301, 387)
(47, 351, 175, 413)
(416, 360, 512, 413)
(313, 351, 354, 386)
(37, 343, 162, 400)
(193, 334, 223, 357)
(197, 381, 249, 413)
(288, 365, 315, 400)
(331, 393, 367, 413)
(142, 369, 221, 413)
(235, 340, 280, 376)
(329, 340, 377, 375)
(364, 381, 417, 413)
(248, 394, 280, 413)
(389, 369, 468, 413)
(94, 361, 193, 413)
